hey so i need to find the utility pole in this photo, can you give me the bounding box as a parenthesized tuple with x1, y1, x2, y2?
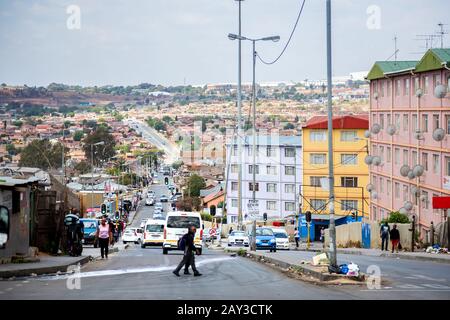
(326, 0, 337, 268)
(251, 40, 257, 251)
(236, 0, 244, 231)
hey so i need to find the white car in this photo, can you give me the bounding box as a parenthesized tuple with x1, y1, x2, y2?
(271, 228, 290, 250)
(140, 219, 149, 229)
(141, 219, 165, 248)
(147, 190, 155, 197)
(154, 202, 163, 211)
(145, 197, 155, 206)
(123, 228, 141, 244)
(228, 231, 249, 247)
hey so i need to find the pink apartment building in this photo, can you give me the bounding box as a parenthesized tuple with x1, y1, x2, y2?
(366, 48, 450, 237)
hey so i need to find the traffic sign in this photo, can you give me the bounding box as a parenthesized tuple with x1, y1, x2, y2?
(247, 200, 259, 216)
(209, 228, 216, 236)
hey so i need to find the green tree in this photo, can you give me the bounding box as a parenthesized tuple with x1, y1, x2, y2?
(171, 160, 183, 170)
(381, 211, 410, 224)
(19, 140, 64, 170)
(185, 174, 206, 197)
(283, 123, 295, 130)
(82, 127, 116, 166)
(74, 160, 92, 174)
(162, 116, 173, 123)
(73, 130, 84, 141)
(6, 144, 19, 155)
(13, 120, 23, 128)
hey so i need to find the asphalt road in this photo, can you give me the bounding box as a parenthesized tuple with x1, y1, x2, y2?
(1, 182, 449, 300)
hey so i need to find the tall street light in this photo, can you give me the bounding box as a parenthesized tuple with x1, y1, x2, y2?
(90, 141, 105, 210)
(228, 33, 280, 251)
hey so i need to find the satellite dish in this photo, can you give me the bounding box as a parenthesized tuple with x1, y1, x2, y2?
(371, 124, 381, 134)
(407, 170, 416, 180)
(432, 128, 445, 142)
(404, 201, 413, 211)
(373, 92, 379, 100)
(399, 207, 408, 215)
(434, 84, 447, 98)
(364, 130, 371, 139)
(412, 164, 424, 177)
(366, 183, 374, 192)
(420, 194, 427, 202)
(387, 124, 396, 136)
(364, 155, 374, 165)
(371, 191, 378, 200)
(372, 156, 382, 166)
(415, 88, 423, 97)
(400, 165, 411, 177)
(414, 131, 423, 140)
(411, 186, 420, 197)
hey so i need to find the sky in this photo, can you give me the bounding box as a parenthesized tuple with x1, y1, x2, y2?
(0, 0, 448, 87)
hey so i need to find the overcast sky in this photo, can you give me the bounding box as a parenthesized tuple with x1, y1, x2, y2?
(0, 0, 448, 87)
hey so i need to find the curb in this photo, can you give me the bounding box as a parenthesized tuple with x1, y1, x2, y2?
(0, 256, 90, 279)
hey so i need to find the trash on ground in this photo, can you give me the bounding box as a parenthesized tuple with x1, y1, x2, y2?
(312, 253, 330, 266)
(346, 262, 360, 277)
(425, 246, 449, 254)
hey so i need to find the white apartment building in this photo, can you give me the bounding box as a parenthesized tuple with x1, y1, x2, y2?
(225, 135, 302, 223)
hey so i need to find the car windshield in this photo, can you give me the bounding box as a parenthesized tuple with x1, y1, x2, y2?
(274, 232, 288, 238)
(167, 216, 200, 228)
(256, 228, 274, 236)
(231, 232, 245, 237)
(146, 224, 164, 232)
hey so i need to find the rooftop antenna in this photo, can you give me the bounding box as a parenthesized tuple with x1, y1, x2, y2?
(394, 35, 398, 61)
(436, 22, 448, 48)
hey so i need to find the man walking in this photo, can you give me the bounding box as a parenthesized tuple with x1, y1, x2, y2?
(380, 221, 390, 251)
(173, 225, 202, 277)
(389, 224, 400, 253)
(294, 228, 300, 249)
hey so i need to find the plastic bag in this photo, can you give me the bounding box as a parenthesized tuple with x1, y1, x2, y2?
(339, 264, 348, 274)
(346, 262, 360, 277)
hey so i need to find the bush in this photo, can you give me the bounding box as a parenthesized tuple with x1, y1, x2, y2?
(201, 213, 213, 222)
(381, 211, 410, 224)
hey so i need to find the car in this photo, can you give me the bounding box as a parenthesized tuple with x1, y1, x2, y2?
(147, 190, 155, 197)
(123, 228, 142, 244)
(159, 195, 169, 202)
(145, 197, 155, 206)
(162, 211, 203, 255)
(140, 219, 149, 229)
(153, 208, 162, 215)
(154, 202, 163, 211)
(152, 179, 159, 184)
(80, 219, 99, 247)
(141, 219, 165, 248)
(249, 228, 277, 252)
(153, 213, 164, 220)
(129, 227, 143, 242)
(271, 228, 290, 250)
(228, 230, 249, 247)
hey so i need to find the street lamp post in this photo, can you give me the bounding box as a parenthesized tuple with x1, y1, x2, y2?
(228, 33, 280, 251)
(90, 141, 105, 211)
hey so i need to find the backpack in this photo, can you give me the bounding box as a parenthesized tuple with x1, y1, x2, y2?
(178, 235, 186, 251)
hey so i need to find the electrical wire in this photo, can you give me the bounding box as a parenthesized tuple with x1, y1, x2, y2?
(257, 0, 306, 65)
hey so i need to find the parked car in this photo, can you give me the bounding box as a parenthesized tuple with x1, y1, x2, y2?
(145, 197, 155, 206)
(271, 228, 290, 250)
(80, 219, 99, 247)
(153, 213, 164, 220)
(249, 228, 277, 252)
(147, 190, 155, 197)
(228, 230, 249, 247)
(123, 228, 141, 244)
(154, 202, 163, 211)
(159, 195, 169, 202)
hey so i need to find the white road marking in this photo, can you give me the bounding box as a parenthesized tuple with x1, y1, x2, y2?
(404, 274, 447, 282)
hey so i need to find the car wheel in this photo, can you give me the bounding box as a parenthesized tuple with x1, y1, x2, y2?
(228, 244, 231, 247)
(141, 243, 146, 249)
(273, 249, 277, 252)
(123, 241, 127, 244)
(163, 248, 168, 255)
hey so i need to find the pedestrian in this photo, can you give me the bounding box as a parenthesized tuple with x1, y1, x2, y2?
(380, 221, 390, 251)
(173, 225, 202, 277)
(228, 227, 233, 235)
(389, 224, 400, 253)
(294, 228, 300, 248)
(96, 217, 112, 259)
(320, 227, 325, 243)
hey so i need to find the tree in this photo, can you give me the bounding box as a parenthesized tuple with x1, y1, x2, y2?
(74, 160, 92, 174)
(154, 120, 166, 131)
(283, 123, 295, 130)
(171, 160, 183, 170)
(19, 140, 64, 170)
(73, 130, 84, 141)
(162, 116, 173, 123)
(82, 127, 116, 167)
(381, 211, 410, 224)
(6, 144, 19, 156)
(13, 120, 23, 128)
(185, 174, 206, 197)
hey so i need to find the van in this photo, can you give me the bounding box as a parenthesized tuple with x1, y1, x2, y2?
(80, 219, 99, 247)
(141, 219, 165, 248)
(163, 211, 203, 255)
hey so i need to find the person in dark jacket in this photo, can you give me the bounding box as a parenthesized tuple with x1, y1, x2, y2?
(173, 226, 202, 277)
(380, 222, 390, 251)
(389, 224, 400, 253)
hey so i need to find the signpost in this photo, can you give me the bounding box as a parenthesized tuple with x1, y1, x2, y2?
(247, 200, 259, 218)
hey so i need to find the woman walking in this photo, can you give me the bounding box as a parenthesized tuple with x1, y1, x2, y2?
(96, 217, 112, 259)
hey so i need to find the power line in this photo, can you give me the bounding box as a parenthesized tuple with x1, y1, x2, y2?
(257, 0, 306, 65)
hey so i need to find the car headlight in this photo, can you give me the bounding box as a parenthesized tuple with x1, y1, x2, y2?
(256, 239, 261, 243)
(270, 238, 276, 243)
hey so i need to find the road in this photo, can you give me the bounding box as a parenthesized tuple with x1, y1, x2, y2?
(126, 118, 180, 165)
(1, 181, 449, 300)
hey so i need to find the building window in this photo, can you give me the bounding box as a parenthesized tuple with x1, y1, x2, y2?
(414, 77, 420, 92)
(395, 114, 400, 129)
(231, 164, 238, 173)
(403, 114, 409, 132)
(433, 154, 440, 174)
(249, 182, 259, 191)
(412, 114, 418, 132)
(446, 157, 450, 175)
(231, 199, 238, 208)
(285, 184, 295, 193)
(422, 114, 428, 133)
(266, 165, 277, 175)
(379, 146, 384, 161)
(310, 130, 327, 142)
(434, 74, 441, 86)
(341, 200, 358, 211)
(412, 151, 418, 166)
(341, 154, 357, 165)
(387, 147, 391, 163)
(310, 153, 326, 165)
(433, 114, 440, 131)
(310, 176, 325, 187)
(372, 144, 377, 156)
(387, 81, 391, 97)
(380, 114, 384, 129)
(403, 149, 409, 166)
(341, 177, 358, 188)
(403, 185, 409, 201)
(380, 81, 384, 97)
(285, 166, 295, 175)
(285, 202, 295, 212)
(247, 146, 260, 156)
(422, 152, 428, 171)
(404, 78, 410, 95)
(423, 76, 429, 94)
(311, 199, 327, 211)
(396, 79, 401, 96)
(422, 191, 429, 209)
(248, 165, 259, 174)
(372, 113, 377, 125)
(394, 148, 400, 165)
(266, 146, 276, 157)
(387, 180, 391, 197)
(266, 201, 277, 211)
(446, 115, 450, 134)
(341, 131, 357, 141)
(231, 182, 238, 191)
(379, 177, 384, 193)
(395, 182, 400, 199)
(231, 145, 238, 156)
(387, 114, 392, 126)
(285, 147, 295, 157)
(266, 183, 277, 193)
